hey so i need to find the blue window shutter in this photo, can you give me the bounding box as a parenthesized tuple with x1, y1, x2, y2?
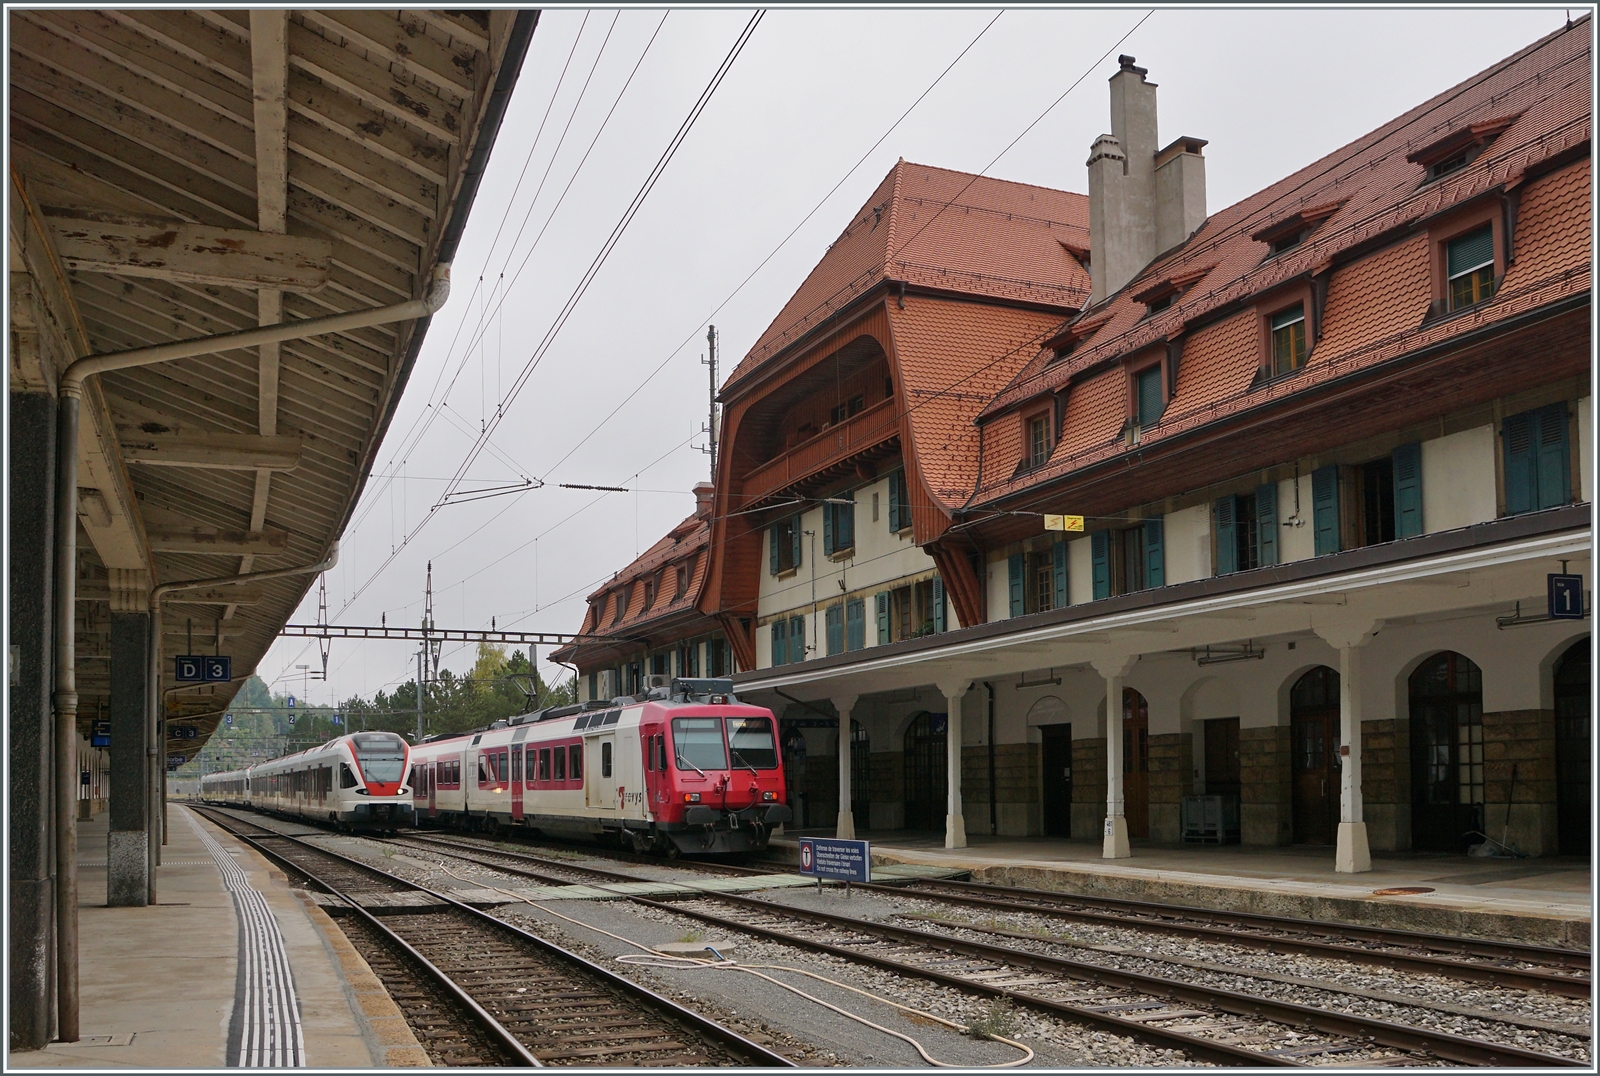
(1144, 518, 1164, 588)
(931, 575, 946, 633)
(771, 619, 786, 666)
(822, 503, 834, 556)
(791, 515, 803, 568)
(846, 599, 865, 651)
(826, 605, 843, 656)
(840, 492, 855, 549)
(1536, 403, 1571, 510)
(1312, 465, 1340, 555)
(888, 471, 902, 531)
(1007, 553, 1024, 616)
(1091, 532, 1110, 600)
(791, 616, 806, 661)
(1392, 443, 1422, 538)
(1503, 411, 1536, 515)
(769, 524, 780, 575)
(1215, 496, 1237, 575)
(875, 592, 891, 644)
(1052, 540, 1068, 609)
(1255, 484, 1278, 565)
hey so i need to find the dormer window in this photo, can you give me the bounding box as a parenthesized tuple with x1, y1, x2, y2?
(1146, 292, 1175, 315)
(1406, 113, 1521, 187)
(1446, 225, 1495, 310)
(1270, 230, 1305, 256)
(676, 562, 690, 598)
(1028, 414, 1052, 468)
(1134, 365, 1164, 428)
(1252, 202, 1344, 260)
(1270, 304, 1307, 376)
(1429, 151, 1471, 180)
(642, 576, 655, 610)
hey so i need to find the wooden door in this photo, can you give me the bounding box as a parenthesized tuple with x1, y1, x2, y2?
(1291, 666, 1339, 845)
(1409, 652, 1485, 853)
(902, 712, 947, 832)
(1122, 689, 1149, 839)
(1204, 718, 1241, 797)
(1040, 724, 1073, 837)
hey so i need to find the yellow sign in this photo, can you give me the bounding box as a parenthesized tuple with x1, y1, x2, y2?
(1044, 514, 1084, 532)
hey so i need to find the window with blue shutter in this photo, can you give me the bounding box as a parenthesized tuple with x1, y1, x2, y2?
(769, 524, 780, 575)
(1392, 443, 1422, 538)
(1143, 519, 1165, 588)
(791, 515, 802, 569)
(1215, 497, 1237, 575)
(1007, 553, 1024, 616)
(1052, 541, 1068, 609)
(825, 605, 843, 656)
(889, 470, 912, 531)
(822, 500, 834, 556)
(837, 491, 855, 551)
(771, 619, 787, 666)
(875, 592, 891, 644)
(1312, 465, 1341, 555)
(1136, 366, 1164, 428)
(1255, 484, 1279, 565)
(931, 575, 946, 633)
(1091, 532, 1110, 599)
(790, 616, 805, 661)
(846, 598, 865, 651)
(771, 517, 801, 574)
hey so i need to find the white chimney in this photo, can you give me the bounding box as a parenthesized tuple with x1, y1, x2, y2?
(1086, 57, 1206, 305)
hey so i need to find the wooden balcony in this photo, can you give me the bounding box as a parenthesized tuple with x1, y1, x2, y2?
(740, 396, 900, 503)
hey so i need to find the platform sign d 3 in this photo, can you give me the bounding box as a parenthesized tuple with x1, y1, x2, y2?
(797, 837, 870, 883)
(175, 655, 232, 682)
(1548, 574, 1586, 620)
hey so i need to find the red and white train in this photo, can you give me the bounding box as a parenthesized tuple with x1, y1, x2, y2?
(199, 730, 414, 831)
(408, 678, 791, 854)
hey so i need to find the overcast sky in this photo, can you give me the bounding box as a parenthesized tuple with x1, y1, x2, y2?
(257, 4, 1571, 707)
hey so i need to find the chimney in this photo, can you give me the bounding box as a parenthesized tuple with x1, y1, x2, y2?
(693, 482, 715, 521)
(1086, 57, 1206, 305)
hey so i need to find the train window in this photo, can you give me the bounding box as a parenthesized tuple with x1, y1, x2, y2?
(554, 746, 566, 781)
(569, 744, 583, 783)
(726, 718, 779, 769)
(539, 748, 551, 782)
(601, 741, 613, 778)
(340, 764, 358, 789)
(657, 735, 669, 773)
(500, 750, 510, 782)
(645, 736, 655, 772)
(478, 756, 488, 785)
(512, 749, 522, 783)
(672, 717, 728, 771)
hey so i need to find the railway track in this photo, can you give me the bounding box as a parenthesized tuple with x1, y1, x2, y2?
(376, 830, 1588, 1067)
(190, 807, 792, 1068)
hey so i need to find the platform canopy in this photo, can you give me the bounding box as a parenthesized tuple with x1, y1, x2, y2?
(9, 10, 538, 758)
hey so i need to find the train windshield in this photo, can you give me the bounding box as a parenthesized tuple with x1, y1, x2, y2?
(352, 733, 407, 783)
(725, 717, 778, 769)
(671, 717, 728, 771)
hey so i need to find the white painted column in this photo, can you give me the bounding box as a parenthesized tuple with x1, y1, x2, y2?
(1315, 616, 1381, 874)
(833, 695, 859, 839)
(937, 679, 972, 849)
(1095, 654, 1137, 859)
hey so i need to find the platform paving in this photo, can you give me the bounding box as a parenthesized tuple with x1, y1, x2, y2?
(9, 804, 422, 1068)
(770, 831, 1593, 948)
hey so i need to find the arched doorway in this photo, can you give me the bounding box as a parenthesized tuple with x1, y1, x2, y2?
(850, 720, 871, 831)
(1290, 666, 1340, 845)
(1409, 651, 1485, 853)
(902, 711, 947, 832)
(1123, 688, 1149, 839)
(1553, 640, 1590, 856)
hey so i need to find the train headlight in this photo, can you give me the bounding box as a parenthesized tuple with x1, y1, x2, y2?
(762, 791, 776, 801)
(683, 792, 701, 803)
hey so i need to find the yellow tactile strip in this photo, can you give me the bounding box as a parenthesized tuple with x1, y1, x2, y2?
(293, 891, 431, 1067)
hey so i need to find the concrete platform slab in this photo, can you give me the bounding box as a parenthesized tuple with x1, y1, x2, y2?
(9, 804, 418, 1068)
(769, 831, 1592, 948)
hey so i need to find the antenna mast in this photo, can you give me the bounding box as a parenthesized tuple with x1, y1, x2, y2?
(705, 325, 718, 481)
(423, 562, 440, 680)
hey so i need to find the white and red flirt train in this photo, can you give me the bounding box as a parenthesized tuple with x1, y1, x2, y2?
(407, 678, 792, 855)
(199, 730, 414, 831)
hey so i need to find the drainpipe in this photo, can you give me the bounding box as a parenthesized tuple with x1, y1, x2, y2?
(986, 682, 997, 836)
(51, 265, 448, 1042)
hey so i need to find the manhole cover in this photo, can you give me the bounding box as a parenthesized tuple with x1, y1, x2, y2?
(1371, 886, 1435, 896)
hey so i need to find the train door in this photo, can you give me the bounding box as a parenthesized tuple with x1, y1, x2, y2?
(511, 745, 525, 822)
(427, 762, 438, 818)
(641, 726, 662, 819)
(586, 734, 617, 810)
(1040, 724, 1073, 837)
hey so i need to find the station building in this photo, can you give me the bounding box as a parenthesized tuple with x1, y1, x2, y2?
(561, 22, 1592, 870)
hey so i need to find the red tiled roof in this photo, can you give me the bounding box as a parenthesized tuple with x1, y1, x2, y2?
(886, 295, 1062, 510)
(558, 513, 712, 651)
(725, 160, 1090, 390)
(973, 18, 1590, 503)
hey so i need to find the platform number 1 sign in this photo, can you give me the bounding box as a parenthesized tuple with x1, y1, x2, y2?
(1548, 574, 1586, 620)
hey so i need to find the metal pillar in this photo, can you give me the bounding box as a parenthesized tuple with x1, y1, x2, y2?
(108, 612, 150, 906)
(9, 391, 57, 1049)
(833, 695, 857, 839)
(939, 680, 970, 849)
